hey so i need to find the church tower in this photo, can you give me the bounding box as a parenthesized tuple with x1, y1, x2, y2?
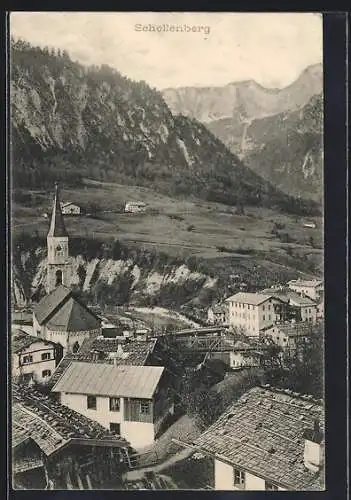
(46, 183, 70, 293)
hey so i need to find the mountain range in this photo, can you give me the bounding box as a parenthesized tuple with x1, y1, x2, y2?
(11, 39, 318, 215)
(162, 64, 323, 201)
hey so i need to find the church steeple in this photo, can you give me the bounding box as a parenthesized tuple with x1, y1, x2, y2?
(46, 183, 70, 293)
(48, 182, 68, 237)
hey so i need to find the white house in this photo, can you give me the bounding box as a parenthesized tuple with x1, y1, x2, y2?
(225, 293, 285, 336)
(181, 386, 324, 491)
(51, 362, 174, 449)
(287, 279, 324, 302)
(60, 202, 81, 215)
(12, 329, 60, 384)
(207, 304, 227, 325)
(125, 201, 147, 213)
(262, 321, 316, 356)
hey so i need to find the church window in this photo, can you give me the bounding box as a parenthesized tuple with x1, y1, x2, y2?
(56, 245, 62, 252)
(55, 270, 63, 286)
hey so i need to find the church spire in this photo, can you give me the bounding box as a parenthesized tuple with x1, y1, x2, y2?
(48, 183, 68, 237)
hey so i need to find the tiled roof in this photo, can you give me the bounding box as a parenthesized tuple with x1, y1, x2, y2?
(12, 330, 55, 353)
(192, 386, 324, 491)
(225, 293, 274, 306)
(12, 383, 129, 456)
(46, 297, 101, 332)
(52, 362, 164, 399)
(33, 285, 72, 325)
(33, 285, 101, 332)
(47, 183, 68, 237)
(80, 338, 156, 363)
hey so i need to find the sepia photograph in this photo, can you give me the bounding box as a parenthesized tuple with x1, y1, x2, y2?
(9, 11, 326, 491)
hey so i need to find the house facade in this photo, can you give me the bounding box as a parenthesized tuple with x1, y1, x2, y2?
(125, 201, 147, 213)
(182, 386, 324, 491)
(262, 322, 314, 357)
(207, 304, 227, 325)
(60, 202, 81, 215)
(226, 293, 285, 336)
(52, 362, 174, 449)
(12, 330, 61, 384)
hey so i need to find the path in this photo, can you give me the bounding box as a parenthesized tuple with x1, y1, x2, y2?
(123, 447, 195, 482)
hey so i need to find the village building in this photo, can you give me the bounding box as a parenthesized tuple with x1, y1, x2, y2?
(261, 322, 317, 357)
(316, 295, 324, 320)
(207, 304, 227, 325)
(12, 383, 133, 490)
(32, 285, 101, 355)
(179, 386, 324, 491)
(225, 292, 287, 336)
(12, 329, 62, 384)
(287, 279, 324, 302)
(260, 287, 318, 324)
(51, 362, 174, 449)
(206, 338, 264, 370)
(60, 201, 81, 215)
(125, 201, 147, 213)
(32, 184, 102, 355)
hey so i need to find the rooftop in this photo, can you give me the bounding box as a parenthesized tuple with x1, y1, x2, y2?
(51, 362, 164, 399)
(225, 292, 274, 306)
(259, 288, 317, 307)
(12, 383, 129, 456)
(47, 183, 68, 237)
(12, 330, 55, 353)
(33, 285, 101, 332)
(191, 386, 324, 491)
(268, 322, 321, 338)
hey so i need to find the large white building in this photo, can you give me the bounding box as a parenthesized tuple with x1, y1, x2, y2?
(225, 292, 285, 336)
(182, 386, 324, 491)
(51, 362, 174, 449)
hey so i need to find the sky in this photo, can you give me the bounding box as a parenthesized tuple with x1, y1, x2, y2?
(10, 12, 323, 90)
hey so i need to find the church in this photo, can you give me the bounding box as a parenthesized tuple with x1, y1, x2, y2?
(32, 184, 101, 355)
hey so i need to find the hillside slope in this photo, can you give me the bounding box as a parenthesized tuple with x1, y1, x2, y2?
(11, 39, 317, 214)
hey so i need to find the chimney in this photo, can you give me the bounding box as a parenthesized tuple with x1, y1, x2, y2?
(303, 420, 324, 472)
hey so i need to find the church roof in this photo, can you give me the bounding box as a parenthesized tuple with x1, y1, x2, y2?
(46, 297, 101, 332)
(33, 285, 101, 332)
(47, 183, 68, 237)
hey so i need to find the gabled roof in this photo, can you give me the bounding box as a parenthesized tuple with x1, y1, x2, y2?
(46, 297, 101, 332)
(33, 285, 101, 332)
(33, 285, 71, 325)
(225, 292, 275, 306)
(12, 383, 129, 456)
(12, 330, 55, 353)
(259, 288, 317, 307)
(192, 386, 324, 491)
(47, 183, 68, 237)
(52, 362, 164, 399)
(266, 322, 318, 338)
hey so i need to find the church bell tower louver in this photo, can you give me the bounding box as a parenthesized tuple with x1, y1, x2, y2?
(46, 183, 70, 293)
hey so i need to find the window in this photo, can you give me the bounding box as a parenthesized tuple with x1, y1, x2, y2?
(268, 304, 271, 311)
(263, 315, 265, 321)
(110, 423, 120, 434)
(233, 469, 245, 488)
(41, 352, 51, 361)
(140, 401, 150, 415)
(22, 355, 33, 364)
(87, 395, 97, 410)
(262, 305, 265, 311)
(42, 369, 51, 378)
(55, 270, 63, 286)
(109, 397, 120, 412)
(265, 482, 278, 491)
(268, 315, 271, 321)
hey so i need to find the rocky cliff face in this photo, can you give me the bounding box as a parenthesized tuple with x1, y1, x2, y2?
(162, 64, 323, 124)
(163, 65, 323, 201)
(10, 39, 300, 210)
